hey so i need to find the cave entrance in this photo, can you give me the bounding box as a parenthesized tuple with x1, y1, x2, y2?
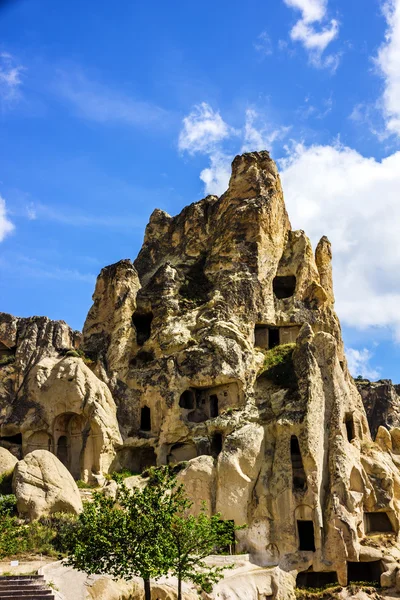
(211, 433, 223, 457)
(210, 395, 219, 418)
(268, 328, 280, 349)
(179, 390, 195, 409)
(364, 512, 394, 534)
(140, 406, 151, 432)
(347, 560, 383, 584)
(273, 275, 296, 299)
(56, 435, 68, 467)
(291, 436, 307, 491)
(132, 311, 153, 346)
(0, 433, 22, 446)
(296, 570, 338, 589)
(345, 413, 355, 442)
(254, 325, 280, 349)
(297, 520, 315, 551)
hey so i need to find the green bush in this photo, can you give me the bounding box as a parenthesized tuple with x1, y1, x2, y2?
(0, 494, 17, 516)
(0, 355, 15, 367)
(259, 344, 297, 389)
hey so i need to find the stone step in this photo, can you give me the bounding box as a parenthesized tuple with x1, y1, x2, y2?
(0, 596, 54, 600)
(0, 591, 53, 596)
(0, 575, 44, 582)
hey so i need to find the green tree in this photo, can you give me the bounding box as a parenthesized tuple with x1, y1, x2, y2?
(168, 507, 237, 600)
(65, 468, 238, 600)
(65, 468, 186, 600)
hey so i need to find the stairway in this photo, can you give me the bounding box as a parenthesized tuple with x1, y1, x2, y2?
(0, 575, 55, 600)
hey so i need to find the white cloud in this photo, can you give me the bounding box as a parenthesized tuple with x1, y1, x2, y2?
(56, 70, 167, 126)
(0, 195, 14, 242)
(376, 0, 400, 136)
(242, 109, 290, 153)
(254, 31, 273, 56)
(282, 0, 339, 68)
(346, 348, 380, 380)
(178, 103, 234, 154)
(0, 52, 24, 107)
(284, 0, 327, 23)
(179, 104, 290, 195)
(200, 152, 232, 196)
(280, 142, 400, 340)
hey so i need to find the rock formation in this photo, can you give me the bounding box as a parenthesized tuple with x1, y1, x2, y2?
(356, 378, 400, 437)
(13, 449, 83, 520)
(2, 151, 400, 597)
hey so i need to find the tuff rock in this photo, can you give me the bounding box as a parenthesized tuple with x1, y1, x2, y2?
(1, 151, 400, 597)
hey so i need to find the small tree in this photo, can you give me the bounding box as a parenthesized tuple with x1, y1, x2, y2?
(168, 507, 237, 600)
(66, 468, 238, 600)
(65, 468, 181, 600)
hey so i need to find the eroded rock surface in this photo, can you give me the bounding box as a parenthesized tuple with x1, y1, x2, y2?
(13, 450, 83, 520)
(2, 151, 400, 598)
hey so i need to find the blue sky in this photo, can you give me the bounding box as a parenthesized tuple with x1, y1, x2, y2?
(2, 0, 400, 381)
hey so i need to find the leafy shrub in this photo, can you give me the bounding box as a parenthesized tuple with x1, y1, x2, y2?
(65, 348, 95, 367)
(0, 494, 17, 516)
(259, 343, 297, 389)
(0, 355, 15, 367)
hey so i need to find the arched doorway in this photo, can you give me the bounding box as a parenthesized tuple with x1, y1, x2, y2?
(53, 413, 87, 479)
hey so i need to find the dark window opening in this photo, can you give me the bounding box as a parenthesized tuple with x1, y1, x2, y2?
(364, 512, 394, 533)
(291, 436, 307, 491)
(210, 395, 219, 418)
(268, 328, 280, 349)
(0, 433, 22, 445)
(132, 311, 153, 346)
(345, 413, 356, 442)
(347, 560, 383, 584)
(297, 520, 315, 551)
(130, 350, 154, 367)
(140, 406, 151, 431)
(211, 433, 223, 457)
(273, 275, 296, 299)
(179, 390, 195, 409)
(296, 571, 338, 589)
(57, 435, 68, 466)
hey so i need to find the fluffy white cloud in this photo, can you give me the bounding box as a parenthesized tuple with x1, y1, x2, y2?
(200, 152, 232, 196)
(376, 0, 400, 136)
(0, 196, 15, 242)
(179, 105, 290, 194)
(282, 0, 339, 68)
(178, 103, 234, 154)
(283, 0, 327, 23)
(280, 142, 400, 339)
(0, 53, 23, 106)
(346, 348, 380, 380)
(254, 31, 273, 56)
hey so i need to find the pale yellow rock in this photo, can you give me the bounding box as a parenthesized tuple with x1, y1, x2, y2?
(13, 449, 83, 520)
(177, 455, 216, 516)
(0, 446, 18, 477)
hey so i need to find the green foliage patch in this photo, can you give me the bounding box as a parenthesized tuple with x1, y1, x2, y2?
(259, 343, 297, 389)
(0, 355, 15, 367)
(65, 348, 94, 367)
(0, 471, 14, 495)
